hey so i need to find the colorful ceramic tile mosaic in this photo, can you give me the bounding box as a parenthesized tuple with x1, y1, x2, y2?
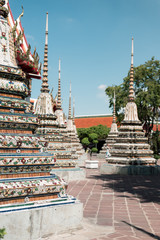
(0, 1, 67, 205)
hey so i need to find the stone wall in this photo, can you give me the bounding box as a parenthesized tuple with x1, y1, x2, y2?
(0, 201, 83, 240)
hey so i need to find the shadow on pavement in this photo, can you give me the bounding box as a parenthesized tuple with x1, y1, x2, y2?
(122, 221, 160, 239)
(88, 173, 160, 203)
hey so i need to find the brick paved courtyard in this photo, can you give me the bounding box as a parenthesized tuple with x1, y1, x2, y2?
(66, 159, 160, 240)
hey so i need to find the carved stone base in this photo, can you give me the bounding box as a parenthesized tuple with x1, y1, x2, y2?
(85, 160, 99, 169)
(0, 198, 83, 240)
(100, 163, 160, 175)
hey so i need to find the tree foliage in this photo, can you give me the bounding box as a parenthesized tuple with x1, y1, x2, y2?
(77, 124, 110, 151)
(81, 137, 90, 146)
(105, 57, 160, 136)
(151, 131, 160, 157)
(77, 125, 109, 142)
(0, 228, 6, 239)
(91, 147, 98, 153)
(88, 133, 98, 141)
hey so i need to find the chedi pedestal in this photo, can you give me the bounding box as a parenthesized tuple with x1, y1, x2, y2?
(100, 38, 157, 175)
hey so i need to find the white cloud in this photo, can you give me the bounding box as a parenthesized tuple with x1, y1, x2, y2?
(97, 84, 107, 99)
(98, 84, 106, 90)
(66, 18, 74, 23)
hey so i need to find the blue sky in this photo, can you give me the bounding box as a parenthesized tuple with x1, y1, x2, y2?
(10, 0, 160, 116)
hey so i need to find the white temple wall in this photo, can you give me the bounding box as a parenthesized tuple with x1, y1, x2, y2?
(0, 201, 83, 240)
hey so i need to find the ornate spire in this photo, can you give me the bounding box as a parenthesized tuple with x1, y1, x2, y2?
(124, 37, 139, 122)
(110, 89, 118, 133)
(129, 37, 134, 102)
(56, 58, 62, 110)
(73, 96, 75, 124)
(68, 82, 72, 120)
(41, 12, 49, 93)
(113, 89, 116, 123)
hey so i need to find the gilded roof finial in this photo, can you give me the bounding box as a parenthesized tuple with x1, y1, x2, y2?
(16, 6, 24, 23)
(41, 12, 49, 93)
(129, 37, 134, 102)
(56, 58, 62, 110)
(68, 82, 72, 120)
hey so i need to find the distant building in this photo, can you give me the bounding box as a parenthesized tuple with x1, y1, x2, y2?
(74, 114, 113, 128)
(74, 114, 160, 131)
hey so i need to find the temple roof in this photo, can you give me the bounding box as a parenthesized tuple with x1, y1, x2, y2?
(5, 0, 41, 79)
(74, 114, 113, 128)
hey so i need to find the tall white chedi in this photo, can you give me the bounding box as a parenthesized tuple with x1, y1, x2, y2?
(99, 90, 118, 156)
(34, 12, 80, 169)
(66, 82, 74, 131)
(123, 38, 140, 122)
(54, 58, 65, 125)
(66, 83, 85, 157)
(107, 38, 156, 165)
(34, 13, 54, 115)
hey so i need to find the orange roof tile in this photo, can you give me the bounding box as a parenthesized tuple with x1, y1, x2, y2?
(75, 115, 160, 132)
(75, 115, 113, 128)
(153, 124, 160, 131)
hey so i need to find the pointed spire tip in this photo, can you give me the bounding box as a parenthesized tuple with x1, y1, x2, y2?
(129, 37, 134, 101)
(41, 11, 49, 93)
(131, 37, 134, 65)
(57, 59, 62, 109)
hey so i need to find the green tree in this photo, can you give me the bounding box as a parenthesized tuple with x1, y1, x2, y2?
(105, 57, 160, 136)
(81, 137, 90, 148)
(77, 125, 110, 152)
(77, 125, 109, 142)
(88, 133, 98, 141)
(77, 128, 90, 140)
(91, 147, 98, 153)
(151, 131, 160, 157)
(93, 139, 98, 144)
(0, 228, 6, 239)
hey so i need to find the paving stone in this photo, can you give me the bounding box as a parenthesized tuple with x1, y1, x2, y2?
(63, 162, 160, 240)
(107, 232, 125, 238)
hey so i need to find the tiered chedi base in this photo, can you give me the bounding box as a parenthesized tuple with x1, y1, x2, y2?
(58, 127, 79, 155)
(107, 120, 156, 165)
(0, 65, 65, 205)
(0, 96, 65, 204)
(36, 114, 79, 168)
(67, 129, 85, 156)
(99, 131, 118, 156)
(36, 115, 86, 181)
(99, 120, 118, 157)
(0, 174, 66, 205)
(66, 119, 85, 158)
(0, 5, 66, 205)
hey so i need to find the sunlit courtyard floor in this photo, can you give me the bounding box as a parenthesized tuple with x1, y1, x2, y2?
(50, 156, 160, 240)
